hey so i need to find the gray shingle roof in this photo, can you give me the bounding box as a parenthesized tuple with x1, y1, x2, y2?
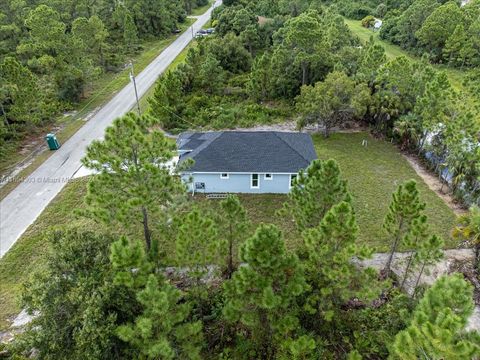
(178, 131, 317, 173)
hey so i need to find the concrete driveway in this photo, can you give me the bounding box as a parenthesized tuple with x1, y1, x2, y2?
(0, 1, 221, 257)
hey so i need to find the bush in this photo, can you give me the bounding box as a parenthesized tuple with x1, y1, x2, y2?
(361, 15, 376, 28)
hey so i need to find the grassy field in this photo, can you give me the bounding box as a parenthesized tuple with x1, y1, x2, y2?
(0, 132, 458, 330)
(0, 18, 196, 198)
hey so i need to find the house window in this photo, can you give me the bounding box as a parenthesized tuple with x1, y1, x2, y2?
(220, 173, 229, 179)
(264, 173, 273, 180)
(195, 182, 205, 190)
(289, 174, 297, 188)
(251, 174, 259, 188)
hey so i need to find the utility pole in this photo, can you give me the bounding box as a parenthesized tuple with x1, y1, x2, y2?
(129, 61, 141, 115)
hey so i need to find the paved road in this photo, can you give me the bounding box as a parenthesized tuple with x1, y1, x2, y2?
(0, 1, 220, 257)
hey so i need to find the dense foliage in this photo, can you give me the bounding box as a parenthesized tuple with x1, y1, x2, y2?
(0, 0, 208, 157)
(147, 0, 479, 205)
(2, 0, 480, 358)
(8, 149, 479, 359)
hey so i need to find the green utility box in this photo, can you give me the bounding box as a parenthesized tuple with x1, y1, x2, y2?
(45, 133, 61, 150)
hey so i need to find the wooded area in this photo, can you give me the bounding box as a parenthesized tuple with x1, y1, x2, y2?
(0, 0, 208, 158)
(0, 0, 479, 359)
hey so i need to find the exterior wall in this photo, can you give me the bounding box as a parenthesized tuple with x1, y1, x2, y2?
(181, 173, 294, 194)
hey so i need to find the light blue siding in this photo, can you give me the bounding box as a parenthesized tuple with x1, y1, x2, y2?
(181, 173, 294, 194)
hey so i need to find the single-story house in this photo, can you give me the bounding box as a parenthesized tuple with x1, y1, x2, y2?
(177, 131, 317, 194)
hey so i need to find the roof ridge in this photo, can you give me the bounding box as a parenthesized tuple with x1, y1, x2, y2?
(273, 132, 311, 164)
(190, 131, 223, 159)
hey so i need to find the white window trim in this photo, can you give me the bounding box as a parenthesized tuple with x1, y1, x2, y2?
(264, 173, 273, 180)
(220, 173, 229, 179)
(251, 173, 260, 189)
(289, 174, 297, 189)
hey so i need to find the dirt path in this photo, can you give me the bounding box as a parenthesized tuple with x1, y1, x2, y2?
(403, 154, 466, 215)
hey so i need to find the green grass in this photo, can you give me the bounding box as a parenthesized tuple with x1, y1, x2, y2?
(0, 132, 458, 330)
(190, 0, 213, 16)
(0, 179, 94, 330)
(0, 18, 196, 183)
(312, 132, 456, 250)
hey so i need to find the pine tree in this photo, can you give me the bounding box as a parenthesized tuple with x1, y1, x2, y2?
(197, 53, 225, 95)
(412, 234, 444, 295)
(123, 11, 138, 51)
(223, 224, 307, 358)
(443, 24, 469, 67)
(148, 70, 185, 130)
(283, 159, 351, 232)
(302, 201, 378, 321)
(112, 238, 204, 360)
(116, 275, 203, 360)
(383, 180, 426, 276)
(218, 194, 249, 279)
(82, 113, 185, 253)
(390, 274, 480, 359)
(399, 214, 430, 290)
(175, 208, 219, 283)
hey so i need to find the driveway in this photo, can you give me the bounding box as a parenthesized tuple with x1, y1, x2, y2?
(0, 1, 221, 257)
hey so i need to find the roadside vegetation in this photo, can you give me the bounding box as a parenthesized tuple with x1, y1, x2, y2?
(1, 113, 478, 359)
(1, 0, 479, 358)
(0, 0, 208, 175)
(0, 131, 457, 332)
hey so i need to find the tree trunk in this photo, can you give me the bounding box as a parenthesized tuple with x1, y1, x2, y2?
(475, 244, 480, 273)
(226, 223, 234, 279)
(384, 219, 404, 277)
(301, 62, 308, 86)
(413, 261, 426, 297)
(400, 252, 415, 290)
(141, 206, 152, 251)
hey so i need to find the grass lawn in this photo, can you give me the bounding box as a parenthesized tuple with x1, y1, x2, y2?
(0, 132, 458, 330)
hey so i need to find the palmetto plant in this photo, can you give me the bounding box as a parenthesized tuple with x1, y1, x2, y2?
(453, 206, 480, 270)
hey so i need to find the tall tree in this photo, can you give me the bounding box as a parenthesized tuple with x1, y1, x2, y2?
(390, 274, 480, 359)
(218, 194, 250, 279)
(197, 53, 225, 95)
(302, 201, 378, 321)
(383, 180, 426, 276)
(72, 15, 109, 67)
(416, 2, 465, 59)
(112, 237, 204, 360)
(412, 234, 444, 294)
(116, 274, 203, 359)
(399, 214, 430, 290)
(175, 208, 219, 283)
(148, 70, 185, 130)
(123, 11, 138, 51)
(0, 56, 50, 128)
(223, 224, 307, 358)
(82, 113, 185, 252)
(283, 10, 325, 85)
(282, 159, 351, 232)
(296, 71, 369, 137)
